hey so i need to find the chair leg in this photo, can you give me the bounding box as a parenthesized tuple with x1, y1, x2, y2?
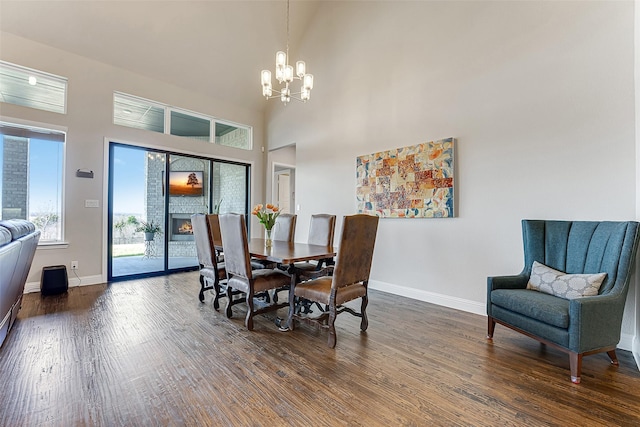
(245, 290, 254, 331)
(286, 292, 296, 331)
(213, 282, 221, 310)
(569, 352, 582, 384)
(327, 306, 337, 348)
(198, 276, 206, 302)
(487, 316, 496, 339)
(607, 350, 619, 366)
(360, 295, 368, 332)
(225, 285, 233, 318)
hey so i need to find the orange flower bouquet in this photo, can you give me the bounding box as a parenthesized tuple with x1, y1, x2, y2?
(252, 203, 280, 247)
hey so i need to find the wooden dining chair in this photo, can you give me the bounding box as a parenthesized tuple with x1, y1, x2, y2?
(294, 214, 336, 281)
(191, 214, 227, 308)
(251, 213, 297, 271)
(206, 214, 224, 263)
(272, 213, 297, 242)
(287, 214, 379, 348)
(219, 213, 291, 330)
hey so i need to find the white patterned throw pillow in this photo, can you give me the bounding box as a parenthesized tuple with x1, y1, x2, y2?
(526, 261, 606, 299)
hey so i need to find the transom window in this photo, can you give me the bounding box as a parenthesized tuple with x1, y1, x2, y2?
(113, 92, 252, 150)
(0, 61, 67, 114)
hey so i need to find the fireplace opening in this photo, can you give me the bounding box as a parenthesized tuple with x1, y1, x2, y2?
(170, 214, 194, 241)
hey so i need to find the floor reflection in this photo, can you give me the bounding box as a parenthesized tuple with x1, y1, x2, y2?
(112, 255, 197, 277)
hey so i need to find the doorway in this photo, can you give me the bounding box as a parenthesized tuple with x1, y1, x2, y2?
(273, 164, 295, 214)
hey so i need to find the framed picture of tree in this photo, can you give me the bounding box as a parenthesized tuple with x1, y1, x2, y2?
(169, 171, 204, 197)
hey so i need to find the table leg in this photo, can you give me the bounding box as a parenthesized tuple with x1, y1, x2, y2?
(279, 264, 298, 331)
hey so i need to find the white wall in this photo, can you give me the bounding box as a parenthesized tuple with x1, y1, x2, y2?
(268, 1, 639, 348)
(0, 32, 267, 285)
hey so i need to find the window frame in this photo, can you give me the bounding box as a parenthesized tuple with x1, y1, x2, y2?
(169, 107, 212, 142)
(0, 60, 68, 114)
(0, 117, 67, 245)
(113, 92, 253, 150)
(113, 92, 166, 134)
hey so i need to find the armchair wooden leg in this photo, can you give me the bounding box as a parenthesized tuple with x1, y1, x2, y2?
(487, 316, 496, 339)
(607, 350, 619, 366)
(569, 352, 582, 384)
(360, 295, 369, 332)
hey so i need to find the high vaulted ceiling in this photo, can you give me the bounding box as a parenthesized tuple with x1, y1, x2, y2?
(0, 0, 321, 111)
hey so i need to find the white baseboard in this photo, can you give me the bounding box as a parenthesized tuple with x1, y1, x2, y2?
(634, 336, 640, 372)
(618, 333, 634, 352)
(368, 279, 486, 316)
(24, 274, 104, 294)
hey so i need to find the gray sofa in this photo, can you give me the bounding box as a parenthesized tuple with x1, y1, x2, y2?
(0, 220, 40, 348)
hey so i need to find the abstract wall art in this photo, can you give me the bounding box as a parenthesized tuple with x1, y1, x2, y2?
(356, 137, 455, 218)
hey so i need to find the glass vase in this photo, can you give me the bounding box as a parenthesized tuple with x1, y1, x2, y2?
(265, 228, 272, 248)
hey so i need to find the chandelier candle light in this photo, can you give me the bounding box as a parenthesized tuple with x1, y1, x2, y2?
(261, 0, 314, 104)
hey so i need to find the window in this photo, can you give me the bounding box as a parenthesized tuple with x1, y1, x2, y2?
(170, 110, 210, 141)
(113, 92, 252, 150)
(113, 92, 164, 133)
(215, 121, 251, 150)
(0, 61, 67, 114)
(0, 122, 65, 242)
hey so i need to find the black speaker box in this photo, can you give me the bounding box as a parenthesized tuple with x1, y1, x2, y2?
(41, 265, 69, 296)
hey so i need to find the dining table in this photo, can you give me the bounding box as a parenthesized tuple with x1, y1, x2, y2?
(214, 238, 335, 267)
(248, 238, 335, 265)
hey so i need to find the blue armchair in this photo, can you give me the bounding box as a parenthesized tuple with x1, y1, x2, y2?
(487, 220, 640, 383)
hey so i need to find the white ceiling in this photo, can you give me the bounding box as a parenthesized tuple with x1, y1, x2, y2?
(0, 0, 321, 111)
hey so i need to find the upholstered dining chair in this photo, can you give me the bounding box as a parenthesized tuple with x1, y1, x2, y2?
(251, 213, 297, 271)
(294, 214, 337, 281)
(272, 213, 333, 304)
(206, 214, 224, 263)
(219, 213, 291, 330)
(272, 213, 296, 243)
(191, 214, 227, 308)
(286, 214, 379, 348)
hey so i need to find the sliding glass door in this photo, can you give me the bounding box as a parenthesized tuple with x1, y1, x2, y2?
(108, 142, 249, 281)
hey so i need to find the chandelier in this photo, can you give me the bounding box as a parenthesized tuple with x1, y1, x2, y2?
(260, 0, 314, 104)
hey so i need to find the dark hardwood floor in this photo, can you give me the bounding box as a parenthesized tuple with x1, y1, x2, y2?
(1, 271, 639, 426)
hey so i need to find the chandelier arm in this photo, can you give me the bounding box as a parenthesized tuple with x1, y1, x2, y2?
(264, 94, 307, 102)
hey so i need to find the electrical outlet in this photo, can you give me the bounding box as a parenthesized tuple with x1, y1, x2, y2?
(71, 261, 78, 270)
